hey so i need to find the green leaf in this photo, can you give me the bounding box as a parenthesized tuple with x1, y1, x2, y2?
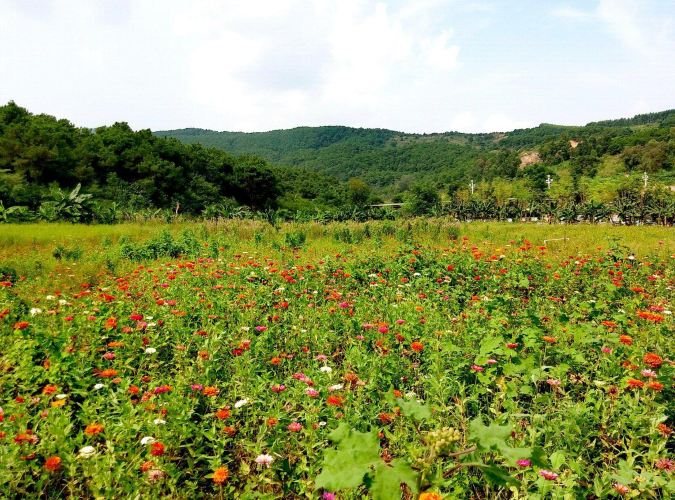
(315, 425, 381, 490)
(479, 465, 520, 486)
(395, 398, 431, 421)
(370, 459, 419, 500)
(469, 418, 511, 451)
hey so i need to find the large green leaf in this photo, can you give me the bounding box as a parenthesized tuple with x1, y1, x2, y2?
(315, 424, 381, 490)
(370, 460, 419, 500)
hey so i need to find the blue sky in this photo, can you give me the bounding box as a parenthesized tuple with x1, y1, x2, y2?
(0, 0, 673, 133)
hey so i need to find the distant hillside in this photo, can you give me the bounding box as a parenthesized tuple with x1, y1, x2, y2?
(156, 110, 675, 190)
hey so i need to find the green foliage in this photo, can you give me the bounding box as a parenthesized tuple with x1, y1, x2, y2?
(315, 423, 418, 499)
(119, 229, 200, 261)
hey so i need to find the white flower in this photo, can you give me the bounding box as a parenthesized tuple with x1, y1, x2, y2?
(30, 308, 42, 316)
(318, 421, 327, 427)
(58, 299, 68, 306)
(55, 394, 68, 400)
(140, 436, 156, 445)
(254, 454, 274, 467)
(153, 418, 166, 425)
(78, 445, 96, 458)
(328, 384, 343, 392)
(93, 383, 105, 390)
(234, 399, 249, 409)
(146, 322, 156, 328)
(46, 295, 56, 300)
(144, 347, 157, 354)
(319, 366, 332, 373)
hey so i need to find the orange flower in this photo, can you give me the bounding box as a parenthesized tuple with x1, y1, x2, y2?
(202, 386, 219, 397)
(626, 378, 644, 389)
(378, 412, 393, 424)
(44, 456, 61, 472)
(542, 336, 557, 344)
(140, 460, 155, 472)
(647, 381, 664, 391)
(270, 357, 282, 365)
(42, 385, 57, 395)
(84, 423, 104, 436)
(104, 317, 118, 330)
(419, 493, 443, 500)
(223, 426, 237, 436)
(411, 341, 424, 352)
(266, 417, 278, 426)
(619, 335, 633, 346)
(213, 466, 229, 484)
(643, 353, 663, 368)
(215, 408, 231, 420)
(326, 395, 344, 407)
(99, 369, 118, 378)
(637, 311, 664, 323)
(657, 423, 672, 436)
(13, 321, 29, 330)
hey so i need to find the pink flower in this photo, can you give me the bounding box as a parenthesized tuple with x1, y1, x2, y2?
(322, 493, 336, 500)
(471, 364, 484, 372)
(539, 470, 558, 480)
(147, 469, 165, 481)
(191, 384, 203, 391)
(315, 354, 328, 361)
(271, 384, 286, 393)
(255, 326, 267, 332)
(306, 388, 319, 397)
(102, 352, 115, 360)
(655, 458, 674, 471)
(516, 459, 531, 467)
(601, 346, 612, 354)
(396, 319, 406, 325)
(486, 359, 497, 365)
(355, 335, 365, 340)
(546, 379, 561, 387)
(287, 422, 302, 432)
(641, 369, 657, 378)
(338, 301, 349, 309)
(378, 326, 389, 334)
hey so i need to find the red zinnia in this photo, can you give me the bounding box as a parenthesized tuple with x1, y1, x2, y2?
(150, 442, 165, 456)
(626, 378, 644, 389)
(643, 353, 663, 368)
(410, 342, 424, 352)
(44, 456, 62, 472)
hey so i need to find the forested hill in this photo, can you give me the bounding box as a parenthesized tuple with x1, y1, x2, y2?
(155, 110, 675, 189)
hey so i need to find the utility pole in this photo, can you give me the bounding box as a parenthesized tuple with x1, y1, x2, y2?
(643, 171, 648, 189)
(546, 175, 552, 190)
(470, 179, 475, 195)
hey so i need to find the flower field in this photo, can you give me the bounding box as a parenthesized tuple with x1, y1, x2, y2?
(0, 221, 673, 498)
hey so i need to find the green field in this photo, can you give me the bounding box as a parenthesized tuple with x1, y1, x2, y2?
(0, 221, 673, 498)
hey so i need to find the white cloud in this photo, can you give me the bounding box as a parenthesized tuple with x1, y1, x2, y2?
(0, 0, 672, 134)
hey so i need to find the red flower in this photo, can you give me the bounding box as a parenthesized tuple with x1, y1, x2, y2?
(150, 442, 165, 456)
(44, 456, 62, 472)
(643, 353, 663, 368)
(619, 335, 633, 346)
(326, 395, 344, 407)
(626, 378, 644, 389)
(647, 381, 664, 391)
(410, 341, 424, 352)
(13, 321, 29, 330)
